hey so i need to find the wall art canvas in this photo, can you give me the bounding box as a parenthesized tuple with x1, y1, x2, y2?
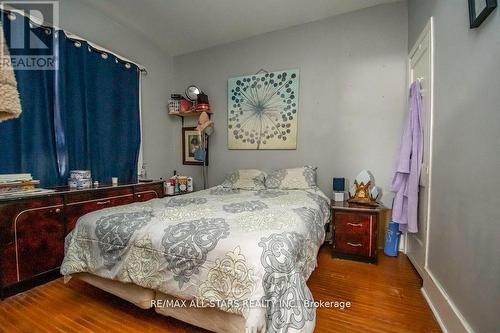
(227, 69, 299, 150)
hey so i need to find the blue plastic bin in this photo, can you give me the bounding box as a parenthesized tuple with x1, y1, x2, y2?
(384, 221, 401, 257)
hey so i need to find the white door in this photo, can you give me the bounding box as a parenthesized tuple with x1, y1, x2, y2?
(406, 19, 434, 277)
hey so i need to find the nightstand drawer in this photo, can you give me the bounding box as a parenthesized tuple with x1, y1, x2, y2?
(334, 234, 372, 257)
(335, 212, 372, 233)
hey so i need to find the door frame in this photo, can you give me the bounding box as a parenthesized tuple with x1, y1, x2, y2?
(404, 18, 434, 274)
(406, 18, 473, 333)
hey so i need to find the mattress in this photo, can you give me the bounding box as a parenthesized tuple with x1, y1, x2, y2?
(61, 186, 330, 333)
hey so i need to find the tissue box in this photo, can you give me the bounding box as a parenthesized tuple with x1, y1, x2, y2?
(334, 192, 345, 202)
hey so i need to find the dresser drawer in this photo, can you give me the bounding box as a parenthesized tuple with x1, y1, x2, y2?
(0, 196, 65, 286)
(135, 191, 159, 202)
(65, 193, 134, 233)
(0, 195, 64, 246)
(65, 187, 133, 204)
(134, 183, 164, 197)
(16, 205, 65, 281)
(134, 182, 164, 202)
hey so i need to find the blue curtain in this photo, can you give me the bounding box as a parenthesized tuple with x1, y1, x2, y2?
(0, 11, 61, 187)
(0, 12, 141, 187)
(56, 32, 141, 184)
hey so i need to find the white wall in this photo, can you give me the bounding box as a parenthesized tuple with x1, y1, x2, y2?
(408, 1, 500, 332)
(56, 0, 175, 181)
(173, 2, 408, 202)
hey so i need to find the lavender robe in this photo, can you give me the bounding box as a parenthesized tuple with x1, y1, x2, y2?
(391, 81, 423, 233)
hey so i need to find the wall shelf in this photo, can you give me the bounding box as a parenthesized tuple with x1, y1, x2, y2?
(169, 109, 212, 117)
(169, 108, 212, 127)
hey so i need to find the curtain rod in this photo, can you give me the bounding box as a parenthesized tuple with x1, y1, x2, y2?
(0, 6, 148, 75)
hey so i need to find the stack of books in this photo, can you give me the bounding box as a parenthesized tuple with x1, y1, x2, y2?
(0, 174, 53, 198)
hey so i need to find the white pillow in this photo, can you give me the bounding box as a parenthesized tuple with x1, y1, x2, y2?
(265, 166, 317, 189)
(222, 169, 266, 190)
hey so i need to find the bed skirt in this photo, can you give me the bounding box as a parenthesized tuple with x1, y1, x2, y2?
(72, 273, 246, 333)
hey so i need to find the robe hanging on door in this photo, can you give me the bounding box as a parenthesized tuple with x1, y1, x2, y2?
(391, 81, 423, 233)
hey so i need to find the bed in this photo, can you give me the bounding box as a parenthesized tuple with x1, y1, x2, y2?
(61, 183, 330, 333)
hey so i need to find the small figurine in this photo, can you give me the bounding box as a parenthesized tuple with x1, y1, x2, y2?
(348, 170, 379, 207)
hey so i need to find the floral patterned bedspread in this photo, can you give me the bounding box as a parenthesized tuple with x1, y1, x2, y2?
(61, 186, 330, 333)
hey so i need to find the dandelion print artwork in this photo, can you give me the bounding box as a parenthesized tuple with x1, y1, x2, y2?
(227, 69, 299, 149)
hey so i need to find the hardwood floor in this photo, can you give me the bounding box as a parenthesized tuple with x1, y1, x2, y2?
(0, 246, 441, 333)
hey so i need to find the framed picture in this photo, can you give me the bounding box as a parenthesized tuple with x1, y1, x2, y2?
(227, 69, 299, 150)
(468, 0, 497, 28)
(182, 127, 208, 165)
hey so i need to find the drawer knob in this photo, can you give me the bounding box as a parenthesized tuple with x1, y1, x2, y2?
(137, 194, 142, 198)
(97, 200, 111, 205)
(347, 242, 363, 247)
(347, 222, 363, 227)
(55, 208, 61, 213)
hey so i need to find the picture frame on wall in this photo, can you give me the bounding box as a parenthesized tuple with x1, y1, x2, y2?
(468, 0, 497, 28)
(227, 69, 299, 150)
(182, 127, 208, 165)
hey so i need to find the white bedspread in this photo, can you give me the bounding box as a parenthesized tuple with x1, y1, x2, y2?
(61, 186, 330, 333)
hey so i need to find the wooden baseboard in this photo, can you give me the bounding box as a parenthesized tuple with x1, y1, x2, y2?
(421, 267, 474, 333)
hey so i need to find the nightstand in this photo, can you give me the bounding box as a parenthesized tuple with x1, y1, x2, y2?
(331, 200, 384, 263)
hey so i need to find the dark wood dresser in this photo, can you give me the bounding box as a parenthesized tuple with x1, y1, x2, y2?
(331, 200, 384, 264)
(0, 181, 164, 299)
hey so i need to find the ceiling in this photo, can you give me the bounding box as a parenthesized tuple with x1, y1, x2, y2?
(81, 0, 400, 56)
